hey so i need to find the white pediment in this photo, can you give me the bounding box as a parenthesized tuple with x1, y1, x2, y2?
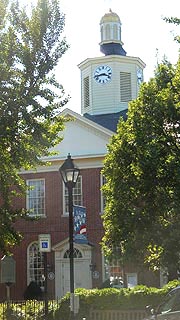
(52, 237, 92, 258)
(47, 108, 113, 160)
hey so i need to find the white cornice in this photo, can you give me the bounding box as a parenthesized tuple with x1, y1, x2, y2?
(78, 54, 146, 70)
(61, 108, 113, 136)
(20, 156, 104, 174)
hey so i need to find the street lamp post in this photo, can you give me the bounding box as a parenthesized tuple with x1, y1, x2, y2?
(59, 154, 80, 319)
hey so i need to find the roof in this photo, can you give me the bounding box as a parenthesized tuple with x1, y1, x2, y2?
(83, 109, 128, 132)
(100, 9, 121, 24)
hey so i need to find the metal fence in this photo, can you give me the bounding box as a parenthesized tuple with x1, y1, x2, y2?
(0, 301, 147, 320)
(0, 300, 59, 319)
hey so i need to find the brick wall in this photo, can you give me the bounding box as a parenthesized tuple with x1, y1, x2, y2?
(0, 166, 104, 300)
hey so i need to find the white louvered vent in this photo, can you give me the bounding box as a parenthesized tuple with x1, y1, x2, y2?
(120, 72, 132, 102)
(84, 76, 90, 108)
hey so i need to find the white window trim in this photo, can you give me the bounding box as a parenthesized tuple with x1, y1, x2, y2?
(26, 178, 46, 217)
(62, 175, 82, 216)
(27, 242, 45, 290)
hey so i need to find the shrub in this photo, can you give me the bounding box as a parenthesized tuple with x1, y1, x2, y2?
(54, 281, 180, 320)
(1, 281, 180, 319)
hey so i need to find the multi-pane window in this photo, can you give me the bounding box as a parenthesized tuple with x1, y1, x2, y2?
(64, 176, 82, 214)
(120, 72, 132, 102)
(26, 179, 45, 216)
(84, 76, 89, 108)
(28, 242, 44, 289)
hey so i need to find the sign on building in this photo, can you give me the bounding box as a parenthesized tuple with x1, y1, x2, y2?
(39, 234, 51, 252)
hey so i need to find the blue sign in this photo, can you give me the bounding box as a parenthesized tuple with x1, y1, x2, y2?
(42, 242, 48, 248)
(39, 234, 51, 252)
(74, 206, 88, 244)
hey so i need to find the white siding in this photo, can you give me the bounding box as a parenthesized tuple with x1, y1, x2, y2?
(79, 55, 145, 116)
(50, 118, 110, 159)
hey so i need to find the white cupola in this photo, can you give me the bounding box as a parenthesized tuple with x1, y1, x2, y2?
(99, 9, 126, 56)
(78, 10, 145, 117)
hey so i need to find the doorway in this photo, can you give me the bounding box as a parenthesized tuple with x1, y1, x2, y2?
(53, 239, 92, 298)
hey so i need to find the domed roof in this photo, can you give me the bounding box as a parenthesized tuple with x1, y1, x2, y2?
(100, 9, 120, 24)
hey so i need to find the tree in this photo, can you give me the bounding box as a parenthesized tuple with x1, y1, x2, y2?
(102, 55, 180, 277)
(0, 0, 69, 252)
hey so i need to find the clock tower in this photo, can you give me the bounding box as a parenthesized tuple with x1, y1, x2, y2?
(78, 9, 145, 117)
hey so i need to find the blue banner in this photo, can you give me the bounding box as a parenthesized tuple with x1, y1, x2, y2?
(73, 206, 88, 244)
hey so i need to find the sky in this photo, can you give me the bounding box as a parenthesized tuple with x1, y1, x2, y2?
(23, 0, 180, 114)
(55, 0, 180, 114)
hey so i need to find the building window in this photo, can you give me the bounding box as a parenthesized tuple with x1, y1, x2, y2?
(100, 174, 106, 214)
(102, 254, 124, 288)
(27, 242, 44, 290)
(26, 179, 45, 216)
(120, 72, 132, 102)
(84, 76, 89, 108)
(64, 176, 82, 214)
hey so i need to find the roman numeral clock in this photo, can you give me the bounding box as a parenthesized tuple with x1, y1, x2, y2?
(93, 65, 112, 84)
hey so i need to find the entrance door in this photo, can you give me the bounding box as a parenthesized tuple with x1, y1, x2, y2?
(54, 242, 92, 298)
(62, 259, 91, 295)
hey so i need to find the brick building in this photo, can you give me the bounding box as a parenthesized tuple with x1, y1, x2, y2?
(0, 10, 161, 301)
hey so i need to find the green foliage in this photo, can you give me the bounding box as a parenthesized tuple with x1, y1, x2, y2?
(163, 16, 180, 43)
(1, 300, 58, 319)
(102, 52, 180, 274)
(0, 0, 69, 252)
(53, 282, 180, 320)
(1, 283, 180, 319)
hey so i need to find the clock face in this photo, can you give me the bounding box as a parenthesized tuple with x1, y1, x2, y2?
(94, 65, 112, 84)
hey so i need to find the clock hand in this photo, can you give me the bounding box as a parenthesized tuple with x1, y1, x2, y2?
(100, 73, 109, 77)
(95, 73, 111, 78)
(94, 75, 100, 80)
